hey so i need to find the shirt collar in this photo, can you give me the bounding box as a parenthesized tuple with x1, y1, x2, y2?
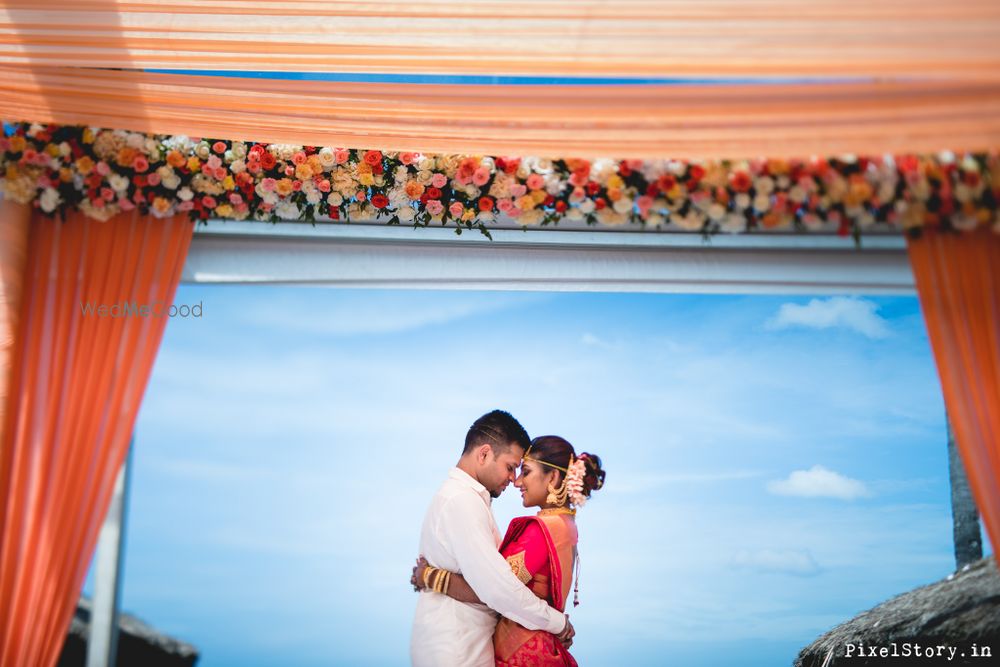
(449, 467, 491, 504)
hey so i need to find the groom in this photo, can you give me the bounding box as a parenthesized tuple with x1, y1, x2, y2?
(410, 410, 573, 667)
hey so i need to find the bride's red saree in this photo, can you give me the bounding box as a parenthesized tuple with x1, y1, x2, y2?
(494, 513, 579, 667)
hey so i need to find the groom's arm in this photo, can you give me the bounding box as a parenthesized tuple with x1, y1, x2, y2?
(438, 495, 567, 635)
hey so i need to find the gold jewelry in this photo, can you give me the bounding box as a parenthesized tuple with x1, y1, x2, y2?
(442, 571, 451, 595)
(433, 569, 445, 594)
(422, 566, 435, 590)
(545, 475, 569, 506)
(539, 507, 576, 516)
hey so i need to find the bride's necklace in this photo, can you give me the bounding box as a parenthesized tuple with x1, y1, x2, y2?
(539, 506, 576, 516)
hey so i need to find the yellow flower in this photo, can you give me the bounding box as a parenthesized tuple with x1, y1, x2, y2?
(358, 172, 375, 186)
(187, 156, 201, 172)
(531, 189, 546, 205)
(295, 163, 313, 180)
(152, 197, 172, 214)
(276, 178, 294, 196)
(75, 156, 95, 175)
(461, 208, 475, 222)
(82, 128, 95, 144)
(5, 165, 20, 179)
(45, 143, 60, 157)
(9, 135, 26, 152)
(59, 167, 73, 182)
(517, 195, 535, 211)
(606, 175, 624, 190)
(222, 175, 236, 191)
(215, 203, 234, 217)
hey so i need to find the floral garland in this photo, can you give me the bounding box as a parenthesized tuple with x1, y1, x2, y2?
(2, 122, 998, 239)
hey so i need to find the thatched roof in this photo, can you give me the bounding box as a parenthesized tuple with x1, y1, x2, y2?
(796, 556, 1000, 667)
(57, 596, 199, 667)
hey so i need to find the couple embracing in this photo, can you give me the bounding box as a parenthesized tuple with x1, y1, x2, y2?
(410, 410, 606, 666)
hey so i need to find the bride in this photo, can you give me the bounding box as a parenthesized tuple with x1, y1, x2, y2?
(414, 435, 605, 666)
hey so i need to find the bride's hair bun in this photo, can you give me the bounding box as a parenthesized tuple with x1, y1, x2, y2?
(578, 453, 606, 497)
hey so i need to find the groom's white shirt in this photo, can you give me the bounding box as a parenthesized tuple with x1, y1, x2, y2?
(410, 467, 566, 667)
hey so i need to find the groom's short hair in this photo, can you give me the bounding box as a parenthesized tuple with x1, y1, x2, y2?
(463, 410, 530, 455)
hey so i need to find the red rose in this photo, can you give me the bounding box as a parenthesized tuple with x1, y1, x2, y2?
(657, 175, 676, 192)
(586, 181, 600, 196)
(260, 152, 276, 170)
(619, 161, 632, 177)
(594, 197, 607, 210)
(425, 186, 442, 200)
(363, 150, 382, 166)
(730, 171, 752, 193)
(478, 196, 494, 212)
(371, 194, 389, 209)
(689, 164, 706, 181)
(555, 200, 568, 213)
(543, 194, 555, 207)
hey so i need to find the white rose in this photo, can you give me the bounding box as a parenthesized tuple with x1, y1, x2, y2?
(229, 159, 246, 174)
(39, 187, 61, 213)
(672, 211, 705, 231)
(327, 192, 343, 207)
(579, 199, 596, 214)
(161, 173, 181, 190)
(194, 142, 211, 159)
(756, 176, 775, 195)
(109, 174, 130, 192)
(275, 200, 300, 220)
(720, 212, 747, 233)
(519, 209, 544, 226)
(177, 187, 194, 202)
(707, 203, 727, 221)
(397, 206, 416, 222)
(566, 207, 584, 221)
(612, 197, 633, 214)
(305, 190, 321, 205)
(126, 133, 145, 149)
(753, 193, 771, 212)
(734, 193, 751, 210)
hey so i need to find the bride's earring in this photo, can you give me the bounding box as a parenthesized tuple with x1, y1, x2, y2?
(546, 475, 569, 506)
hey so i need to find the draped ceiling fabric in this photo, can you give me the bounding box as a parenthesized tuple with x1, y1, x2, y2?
(908, 230, 1000, 565)
(0, 0, 998, 156)
(0, 200, 28, 441)
(0, 209, 193, 667)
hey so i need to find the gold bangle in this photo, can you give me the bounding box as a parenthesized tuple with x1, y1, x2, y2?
(422, 566, 435, 590)
(442, 571, 451, 595)
(433, 569, 444, 593)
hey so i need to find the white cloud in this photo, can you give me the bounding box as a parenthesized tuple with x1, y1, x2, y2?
(765, 297, 890, 339)
(767, 465, 871, 500)
(731, 548, 822, 576)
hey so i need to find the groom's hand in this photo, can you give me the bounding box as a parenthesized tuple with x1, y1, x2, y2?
(411, 556, 429, 592)
(556, 615, 575, 648)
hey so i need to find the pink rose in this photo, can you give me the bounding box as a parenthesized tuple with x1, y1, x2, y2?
(177, 201, 194, 212)
(132, 156, 149, 172)
(101, 187, 115, 201)
(510, 184, 527, 198)
(201, 164, 214, 177)
(146, 173, 161, 186)
(448, 202, 464, 218)
(399, 152, 418, 165)
(497, 198, 514, 213)
(292, 151, 307, 165)
(212, 141, 227, 154)
(334, 149, 350, 164)
(119, 198, 135, 211)
(526, 174, 545, 190)
(637, 195, 654, 216)
(425, 200, 444, 216)
(285, 166, 295, 177)
(96, 161, 111, 176)
(318, 179, 331, 192)
(214, 167, 227, 180)
(92, 197, 105, 209)
(431, 173, 447, 188)
(202, 196, 217, 208)
(229, 193, 243, 204)
(355, 190, 366, 202)
(207, 155, 222, 170)
(472, 167, 491, 187)
(261, 178, 277, 192)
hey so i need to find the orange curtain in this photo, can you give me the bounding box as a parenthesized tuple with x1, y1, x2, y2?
(907, 228, 1000, 561)
(0, 66, 999, 158)
(0, 200, 29, 440)
(0, 207, 193, 667)
(0, 1, 998, 78)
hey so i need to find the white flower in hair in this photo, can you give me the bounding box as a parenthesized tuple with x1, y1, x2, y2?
(566, 456, 588, 508)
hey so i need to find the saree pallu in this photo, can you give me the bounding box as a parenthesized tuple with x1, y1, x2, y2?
(494, 514, 578, 667)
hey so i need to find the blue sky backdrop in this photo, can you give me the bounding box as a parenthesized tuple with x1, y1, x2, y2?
(82, 287, 983, 666)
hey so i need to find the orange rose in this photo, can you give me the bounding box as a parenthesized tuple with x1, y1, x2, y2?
(404, 180, 425, 199)
(276, 178, 294, 196)
(167, 150, 187, 168)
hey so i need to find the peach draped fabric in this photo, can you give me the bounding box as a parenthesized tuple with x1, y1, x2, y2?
(0, 66, 999, 158)
(0, 1, 998, 78)
(0, 207, 193, 667)
(907, 229, 1000, 560)
(0, 201, 29, 441)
